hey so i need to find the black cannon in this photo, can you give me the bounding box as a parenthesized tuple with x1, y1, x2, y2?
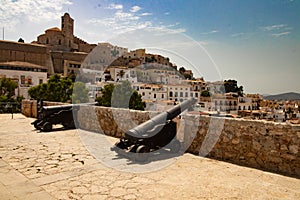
(32, 100, 95, 132)
(112, 98, 197, 162)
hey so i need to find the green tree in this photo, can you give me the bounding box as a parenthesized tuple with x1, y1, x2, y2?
(96, 84, 115, 107)
(0, 77, 18, 99)
(72, 82, 89, 103)
(117, 70, 125, 81)
(96, 81, 145, 110)
(201, 90, 211, 97)
(28, 74, 74, 102)
(224, 79, 243, 96)
(179, 67, 186, 74)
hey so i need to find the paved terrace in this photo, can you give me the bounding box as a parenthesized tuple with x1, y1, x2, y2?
(0, 114, 299, 200)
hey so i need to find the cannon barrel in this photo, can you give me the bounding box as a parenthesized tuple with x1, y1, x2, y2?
(126, 98, 197, 138)
(42, 102, 96, 111)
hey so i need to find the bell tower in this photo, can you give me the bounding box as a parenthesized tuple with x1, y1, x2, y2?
(61, 13, 74, 37)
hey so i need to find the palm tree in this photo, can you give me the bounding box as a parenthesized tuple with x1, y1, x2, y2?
(117, 70, 125, 81)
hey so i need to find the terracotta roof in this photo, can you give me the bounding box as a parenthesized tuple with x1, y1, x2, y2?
(46, 27, 61, 32)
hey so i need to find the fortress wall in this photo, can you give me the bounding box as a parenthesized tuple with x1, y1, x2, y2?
(21, 100, 68, 118)
(50, 51, 88, 74)
(76, 106, 300, 177)
(182, 114, 300, 177)
(0, 40, 54, 74)
(21, 101, 300, 177)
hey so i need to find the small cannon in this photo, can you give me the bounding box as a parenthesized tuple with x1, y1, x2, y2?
(32, 100, 95, 132)
(112, 98, 197, 162)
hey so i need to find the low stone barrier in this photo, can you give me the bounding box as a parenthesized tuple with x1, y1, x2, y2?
(77, 106, 300, 177)
(21, 100, 300, 177)
(21, 99, 68, 118)
(182, 114, 300, 177)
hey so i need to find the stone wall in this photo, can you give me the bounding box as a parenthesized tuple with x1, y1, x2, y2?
(0, 40, 54, 74)
(76, 105, 157, 138)
(21, 99, 68, 118)
(22, 101, 300, 177)
(76, 106, 300, 177)
(182, 114, 300, 177)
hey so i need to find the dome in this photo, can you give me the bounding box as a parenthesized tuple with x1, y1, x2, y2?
(46, 27, 61, 32)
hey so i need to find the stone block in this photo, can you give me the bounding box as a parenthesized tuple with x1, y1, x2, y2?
(288, 145, 299, 154)
(232, 138, 240, 144)
(280, 144, 288, 151)
(280, 153, 296, 161)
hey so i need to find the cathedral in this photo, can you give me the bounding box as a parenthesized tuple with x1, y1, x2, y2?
(0, 13, 96, 75)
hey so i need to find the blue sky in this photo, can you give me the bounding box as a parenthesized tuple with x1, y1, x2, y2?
(0, 0, 299, 94)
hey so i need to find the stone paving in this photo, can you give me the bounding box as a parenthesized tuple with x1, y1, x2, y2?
(0, 114, 300, 199)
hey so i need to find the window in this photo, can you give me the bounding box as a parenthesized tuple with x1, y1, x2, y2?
(195, 93, 198, 97)
(20, 75, 25, 84)
(162, 94, 164, 98)
(27, 77, 32, 85)
(185, 92, 188, 97)
(169, 91, 173, 97)
(46, 38, 49, 44)
(180, 92, 183, 97)
(154, 94, 156, 98)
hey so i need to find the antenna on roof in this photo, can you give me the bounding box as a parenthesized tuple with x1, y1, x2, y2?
(2, 27, 4, 40)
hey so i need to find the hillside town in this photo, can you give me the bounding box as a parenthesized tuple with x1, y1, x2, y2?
(1, 13, 299, 124)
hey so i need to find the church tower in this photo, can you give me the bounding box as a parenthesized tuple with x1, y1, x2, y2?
(61, 13, 74, 49)
(61, 13, 74, 37)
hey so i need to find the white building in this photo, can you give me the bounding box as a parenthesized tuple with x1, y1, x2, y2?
(238, 96, 254, 110)
(110, 67, 137, 83)
(0, 61, 48, 99)
(133, 83, 167, 102)
(165, 84, 198, 102)
(81, 42, 128, 71)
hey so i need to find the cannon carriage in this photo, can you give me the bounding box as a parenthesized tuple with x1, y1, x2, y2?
(32, 100, 95, 132)
(112, 98, 197, 162)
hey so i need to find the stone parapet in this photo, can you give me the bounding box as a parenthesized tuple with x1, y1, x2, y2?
(183, 114, 300, 177)
(21, 100, 300, 177)
(21, 99, 68, 118)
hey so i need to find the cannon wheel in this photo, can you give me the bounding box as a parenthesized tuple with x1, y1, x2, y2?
(32, 120, 41, 129)
(135, 145, 148, 162)
(170, 140, 181, 153)
(43, 122, 53, 132)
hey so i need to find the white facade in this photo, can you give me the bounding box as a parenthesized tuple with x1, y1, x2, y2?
(133, 83, 167, 102)
(165, 84, 197, 102)
(111, 67, 137, 83)
(146, 69, 183, 85)
(238, 96, 254, 110)
(0, 62, 48, 99)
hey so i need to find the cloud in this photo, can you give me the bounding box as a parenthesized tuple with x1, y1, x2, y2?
(87, 5, 185, 40)
(261, 24, 288, 31)
(106, 3, 123, 10)
(260, 24, 293, 38)
(164, 12, 170, 15)
(0, 0, 72, 30)
(272, 32, 291, 37)
(130, 6, 141, 13)
(140, 12, 152, 16)
(201, 30, 219, 35)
